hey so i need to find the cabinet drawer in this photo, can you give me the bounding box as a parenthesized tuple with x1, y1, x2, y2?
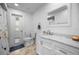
(55, 45, 74, 55)
(53, 40, 79, 55)
(40, 45, 56, 55)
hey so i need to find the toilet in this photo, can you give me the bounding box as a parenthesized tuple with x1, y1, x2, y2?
(24, 37, 34, 47)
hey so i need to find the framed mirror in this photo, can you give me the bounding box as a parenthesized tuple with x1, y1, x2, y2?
(47, 4, 71, 27)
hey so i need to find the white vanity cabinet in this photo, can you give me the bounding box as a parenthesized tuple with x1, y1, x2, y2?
(36, 35, 79, 55)
(36, 36, 56, 55)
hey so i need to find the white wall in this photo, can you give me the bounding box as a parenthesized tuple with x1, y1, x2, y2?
(33, 3, 79, 35)
(8, 8, 33, 47)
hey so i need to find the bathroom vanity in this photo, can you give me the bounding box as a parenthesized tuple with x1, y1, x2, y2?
(35, 3, 79, 55)
(36, 33, 79, 55)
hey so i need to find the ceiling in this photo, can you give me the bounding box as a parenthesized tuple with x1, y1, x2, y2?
(7, 3, 46, 14)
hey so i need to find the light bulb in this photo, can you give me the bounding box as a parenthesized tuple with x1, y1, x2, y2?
(14, 3, 19, 6)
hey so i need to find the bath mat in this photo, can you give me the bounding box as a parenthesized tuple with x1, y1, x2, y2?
(10, 44, 24, 52)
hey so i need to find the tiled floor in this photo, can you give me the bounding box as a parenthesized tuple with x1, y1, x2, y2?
(10, 44, 36, 55)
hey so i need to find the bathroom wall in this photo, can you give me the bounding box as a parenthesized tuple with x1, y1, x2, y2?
(33, 3, 79, 35)
(8, 8, 33, 47)
(8, 3, 79, 47)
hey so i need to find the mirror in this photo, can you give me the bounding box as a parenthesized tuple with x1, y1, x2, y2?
(47, 4, 71, 27)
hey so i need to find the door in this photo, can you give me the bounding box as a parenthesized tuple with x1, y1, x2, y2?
(0, 6, 9, 55)
(10, 14, 23, 47)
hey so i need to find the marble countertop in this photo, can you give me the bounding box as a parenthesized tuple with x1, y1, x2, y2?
(37, 33, 79, 49)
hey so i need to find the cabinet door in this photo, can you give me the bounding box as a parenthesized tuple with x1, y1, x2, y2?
(39, 37, 56, 55)
(0, 6, 9, 55)
(36, 36, 42, 54)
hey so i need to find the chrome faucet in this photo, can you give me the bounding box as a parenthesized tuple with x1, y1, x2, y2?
(43, 30, 54, 35)
(47, 30, 54, 35)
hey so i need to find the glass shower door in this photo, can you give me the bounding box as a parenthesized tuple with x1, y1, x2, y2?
(10, 14, 23, 47)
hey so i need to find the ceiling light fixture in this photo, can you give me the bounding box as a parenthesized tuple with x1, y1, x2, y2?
(14, 3, 19, 6)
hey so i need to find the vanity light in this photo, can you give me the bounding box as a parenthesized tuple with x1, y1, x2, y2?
(14, 3, 19, 6)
